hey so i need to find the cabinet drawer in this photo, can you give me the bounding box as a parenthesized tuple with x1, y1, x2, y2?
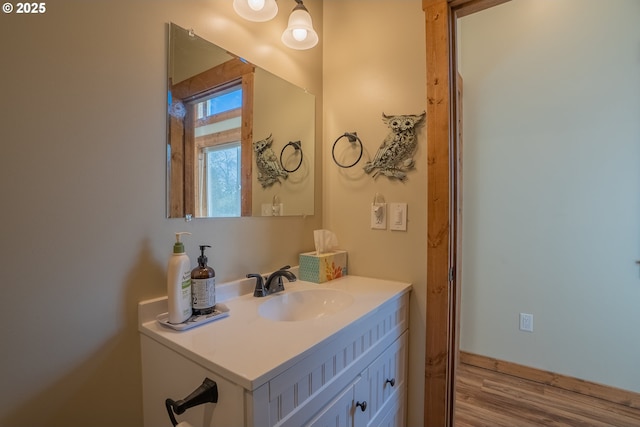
(359, 330, 408, 426)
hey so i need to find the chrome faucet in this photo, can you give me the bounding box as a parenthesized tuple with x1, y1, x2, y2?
(247, 265, 297, 297)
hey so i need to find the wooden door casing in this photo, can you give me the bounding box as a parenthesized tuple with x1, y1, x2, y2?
(422, 1, 510, 426)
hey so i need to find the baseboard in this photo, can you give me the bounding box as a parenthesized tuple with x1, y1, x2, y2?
(459, 351, 640, 410)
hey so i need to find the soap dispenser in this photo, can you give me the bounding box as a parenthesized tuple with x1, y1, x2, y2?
(191, 245, 216, 315)
(167, 232, 192, 324)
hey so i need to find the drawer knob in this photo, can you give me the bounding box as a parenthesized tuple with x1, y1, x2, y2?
(385, 378, 396, 387)
(356, 401, 367, 412)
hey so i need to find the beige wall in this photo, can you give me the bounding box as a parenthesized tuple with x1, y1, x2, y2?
(459, 0, 640, 392)
(323, 2, 427, 426)
(252, 68, 316, 216)
(1, 0, 428, 425)
(0, 1, 322, 426)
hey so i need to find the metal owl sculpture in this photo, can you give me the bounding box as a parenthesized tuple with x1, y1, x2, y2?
(363, 111, 426, 181)
(253, 134, 288, 188)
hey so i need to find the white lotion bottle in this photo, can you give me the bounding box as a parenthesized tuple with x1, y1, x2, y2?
(167, 232, 193, 324)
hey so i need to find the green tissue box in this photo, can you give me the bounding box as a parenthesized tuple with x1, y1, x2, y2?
(299, 251, 348, 283)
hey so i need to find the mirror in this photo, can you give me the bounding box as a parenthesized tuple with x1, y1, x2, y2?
(166, 23, 315, 218)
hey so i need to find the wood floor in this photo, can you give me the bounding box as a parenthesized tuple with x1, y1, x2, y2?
(455, 363, 640, 427)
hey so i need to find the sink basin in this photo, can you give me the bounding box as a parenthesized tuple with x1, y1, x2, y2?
(259, 289, 354, 321)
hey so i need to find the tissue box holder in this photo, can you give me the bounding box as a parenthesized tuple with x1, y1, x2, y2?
(299, 251, 348, 283)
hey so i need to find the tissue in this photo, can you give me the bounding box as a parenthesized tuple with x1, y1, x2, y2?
(313, 229, 338, 254)
(300, 230, 347, 283)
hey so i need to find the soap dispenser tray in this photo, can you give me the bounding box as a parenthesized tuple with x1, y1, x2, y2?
(156, 303, 230, 331)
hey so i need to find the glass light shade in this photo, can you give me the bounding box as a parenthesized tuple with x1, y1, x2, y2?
(248, 0, 265, 11)
(233, 0, 278, 22)
(281, 7, 318, 50)
(292, 28, 307, 41)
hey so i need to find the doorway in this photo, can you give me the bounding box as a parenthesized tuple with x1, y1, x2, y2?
(425, 1, 640, 425)
(425, 1, 510, 424)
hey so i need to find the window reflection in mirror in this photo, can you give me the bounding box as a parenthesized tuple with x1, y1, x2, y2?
(193, 84, 243, 217)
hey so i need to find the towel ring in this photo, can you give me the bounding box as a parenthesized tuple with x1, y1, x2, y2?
(280, 140, 303, 173)
(332, 132, 363, 168)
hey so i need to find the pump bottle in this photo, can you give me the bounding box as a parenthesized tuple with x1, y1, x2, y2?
(191, 245, 216, 315)
(167, 232, 192, 324)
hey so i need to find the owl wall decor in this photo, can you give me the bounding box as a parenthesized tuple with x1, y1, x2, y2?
(253, 134, 288, 188)
(363, 111, 426, 181)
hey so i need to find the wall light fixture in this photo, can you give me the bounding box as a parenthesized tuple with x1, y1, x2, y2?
(232, 0, 278, 22)
(233, 0, 318, 50)
(281, 0, 318, 50)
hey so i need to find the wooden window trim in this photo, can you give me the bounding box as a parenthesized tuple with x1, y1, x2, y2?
(195, 107, 242, 128)
(169, 58, 254, 217)
(195, 128, 242, 151)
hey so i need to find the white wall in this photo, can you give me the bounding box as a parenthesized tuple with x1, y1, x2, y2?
(459, 0, 640, 392)
(323, 2, 427, 425)
(0, 1, 322, 425)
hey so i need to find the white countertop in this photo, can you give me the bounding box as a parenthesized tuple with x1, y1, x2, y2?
(138, 275, 411, 391)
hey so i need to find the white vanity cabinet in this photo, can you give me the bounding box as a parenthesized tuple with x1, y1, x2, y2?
(304, 331, 408, 427)
(139, 276, 410, 427)
(359, 331, 408, 427)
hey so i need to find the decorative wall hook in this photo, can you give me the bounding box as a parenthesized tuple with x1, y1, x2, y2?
(253, 134, 288, 188)
(363, 112, 426, 181)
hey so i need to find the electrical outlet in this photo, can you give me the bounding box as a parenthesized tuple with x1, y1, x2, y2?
(371, 203, 387, 229)
(272, 203, 283, 216)
(519, 313, 533, 332)
(261, 203, 284, 216)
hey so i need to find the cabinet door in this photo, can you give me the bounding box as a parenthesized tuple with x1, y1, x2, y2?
(368, 388, 406, 427)
(141, 336, 245, 427)
(361, 331, 408, 426)
(305, 378, 360, 427)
